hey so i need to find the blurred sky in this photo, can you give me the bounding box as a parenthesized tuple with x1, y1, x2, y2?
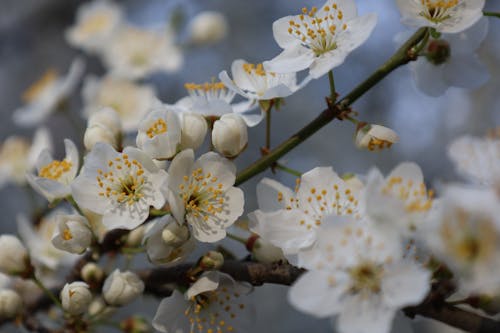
(0, 0, 500, 332)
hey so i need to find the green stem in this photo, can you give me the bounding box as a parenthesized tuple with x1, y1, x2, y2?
(275, 163, 302, 177)
(484, 11, 500, 18)
(265, 105, 272, 150)
(235, 28, 427, 186)
(33, 276, 64, 310)
(413, 28, 430, 56)
(328, 70, 336, 102)
(66, 196, 84, 216)
(226, 232, 248, 245)
(149, 208, 170, 217)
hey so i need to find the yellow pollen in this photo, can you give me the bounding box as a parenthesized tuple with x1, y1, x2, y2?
(146, 118, 168, 138)
(39, 160, 72, 180)
(62, 228, 73, 241)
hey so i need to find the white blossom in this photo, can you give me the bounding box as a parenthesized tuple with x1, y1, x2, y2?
(103, 25, 183, 80)
(87, 107, 122, 136)
(26, 139, 79, 203)
(65, 0, 123, 54)
(136, 105, 182, 160)
(264, 0, 377, 79)
(249, 167, 362, 263)
(153, 271, 253, 333)
(82, 75, 157, 132)
(409, 18, 489, 97)
(0, 235, 29, 275)
(72, 143, 168, 231)
(219, 59, 301, 101)
(84, 125, 118, 151)
(188, 11, 228, 45)
(289, 219, 430, 333)
(165, 149, 244, 242)
(448, 133, 500, 187)
(102, 269, 144, 306)
(60, 281, 92, 315)
(13, 59, 85, 127)
(212, 114, 248, 158)
(355, 124, 399, 151)
(396, 0, 485, 33)
(0, 127, 52, 188)
(51, 215, 93, 254)
(0, 289, 23, 319)
(364, 162, 434, 236)
(143, 216, 194, 266)
(422, 185, 500, 294)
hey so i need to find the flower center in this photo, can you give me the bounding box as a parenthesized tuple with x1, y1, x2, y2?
(288, 4, 347, 56)
(22, 69, 58, 102)
(348, 262, 383, 294)
(96, 154, 147, 206)
(242, 63, 275, 77)
(178, 168, 226, 222)
(184, 81, 235, 103)
(425, 39, 451, 65)
(39, 160, 73, 181)
(382, 176, 434, 213)
(146, 118, 168, 138)
(62, 228, 73, 241)
(419, 0, 459, 23)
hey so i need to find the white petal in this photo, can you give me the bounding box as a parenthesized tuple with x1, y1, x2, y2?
(256, 177, 294, 212)
(382, 262, 430, 308)
(443, 55, 489, 89)
(446, 18, 489, 54)
(152, 291, 190, 333)
(411, 59, 448, 97)
(193, 152, 236, 191)
(264, 45, 315, 74)
(272, 15, 302, 49)
(337, 295, 396, 333)
(186, 271, 220, 299)
(168, 149, 194, 193)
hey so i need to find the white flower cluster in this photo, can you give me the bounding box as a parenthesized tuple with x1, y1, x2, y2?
(0, 0, 498, 332)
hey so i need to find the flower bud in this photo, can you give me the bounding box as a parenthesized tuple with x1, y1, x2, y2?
(212, 114, 248, 158)
(84, 125, 118, 150)
(161, 223, 189, 247)
(88, 107, 122, 137)
(125, 225, 146, 248)
(121, 316, 151, 333)
(81, 263, 104, 285)
(180, 113, 208, 150)
(199, 251, 224, 270)
(425, 39, 451, 65)
(102, 270, 144, 306)
(60, 281, 92, 315)
(0, 289, 23, 319)
(188, 11, 228, 45)
(355, 123, 399, 151)
(88, 296, 116, 319)
(246, 235, 285, 264)
(0, 235, 29, 275)
(52, 215, 93, 254)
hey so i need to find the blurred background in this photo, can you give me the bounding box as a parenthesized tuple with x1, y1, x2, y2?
(1, 0, 499, 332)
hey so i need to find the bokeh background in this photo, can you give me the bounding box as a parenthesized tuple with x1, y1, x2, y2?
(1, 0, 499, 332)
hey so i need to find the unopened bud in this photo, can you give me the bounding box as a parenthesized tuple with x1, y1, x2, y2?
(60, 282, 92, 315)
(84, 125, 118, 150)
(88, 297, 116, 319)
(180, 113, 208, 150)
(102, 270, 144, 306)
(0, 289, 22, 319)
(81, 263, 104, 285)
(88, 107, 122, 137)
(199, 251, 224, 270)
(121, 316, 152, 333)
(188, 11, 228, 45)
(161, 223, 189, 246)
(246, 235, 285, 264)
(0, 235, 29, 276)
(426, 39, 451, 65)
(212, 114, 248, 158)
(125, 225, 146, 248)
(52, 215, 93, 254)
(355, 123, 399, 151)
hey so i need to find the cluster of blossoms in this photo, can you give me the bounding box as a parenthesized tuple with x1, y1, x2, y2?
(0, 0, 497, 332)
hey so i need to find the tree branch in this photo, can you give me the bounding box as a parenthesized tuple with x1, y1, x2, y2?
(235, 27, 427, 186)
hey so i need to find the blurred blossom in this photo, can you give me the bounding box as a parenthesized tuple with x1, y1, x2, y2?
(12, 58, 85, 127)
(82, 75, 158, 132)
(188, 11, 228, 45)
(102, 25, 183, 80)
(66, 0, 124, 54)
